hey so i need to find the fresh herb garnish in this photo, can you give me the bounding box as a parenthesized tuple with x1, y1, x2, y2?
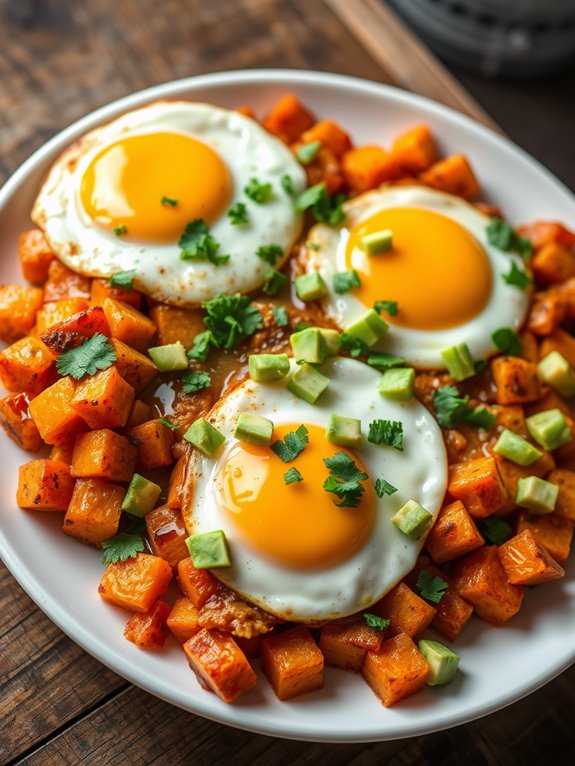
(363, 613, 390, 631)
(187, 330, 212, 362)
(373, 300, 398, 317)
(161, 196, 178, 207)
(203, 293, 263, 350)
(368, 419, 404, 451)
(109, 269, 136, 290)
(433, 385, 496, 429)
(296, 140, 322, 165)
(416, 570, 448, 604)
(492, 327, 523, 356)
(281, 174, 293, 196)
(464, 406, 497, 429)
(271, 424, 309, 463)
(263, 269, 289, 297)
(323, 451, 369, 508)
(179, 219, 229, 266)
(56, 333, 116, 380)
(502, 261, 530, 290)
(481, 516, 513, 546)
(294, 182, 346, 225)
(245, 177, 273, 204)
(486, 217, 533, 260)
(294, 321, 311, 332)
(227, 202, 249, 225)
(102, 516, 146, 564)
(374, 477, 398, 498)
(340, 332, 368, 359)
(284, 467, 303, 485)
(333, 269, 361, 294)
(272, 305, 289, 326)
(474, 358, 488, 375)
(157, 418, 179, 430)
(256, 244, 284, 265)
(113, 224, 128, 237)
(182, 371, 212, 393)
(367, 352, 406, 371)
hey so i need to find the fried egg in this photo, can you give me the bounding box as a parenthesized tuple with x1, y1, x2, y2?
(185, 356, 447, 623)
(300, 185, 531, 369)
(32, 101, 307, 305)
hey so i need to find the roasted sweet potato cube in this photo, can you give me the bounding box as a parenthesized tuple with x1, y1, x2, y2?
(167, 455, 188, 510)
(553, 415, 575, 469)
(49, 441, 75, 465)
(124, 599, 171, 651)
(372, 582, 436, 638)
(319, 618, 383, 672)
(35, 298, 90, 334)
(40, 306, 111, 354)
(102, 297, 156, 352)
(451, 546, 524, 626)
(492, 404, 528, 437)
(71, 366, 135, 429)
(525, 388, 570, 417)
(492, 450, 555, 512)
(0, 284, 44, 343)
(448, 456, 507, 518)
(420, 154, 480, 199)
(167, 597, 201, 643)
(145, 504, 189, 569)
(519, 330, 539, 363)
(547, 469, 575, 522)
(98, 552, 172, 612)
(184, 628, 257, 703)
(342, 145, 398, 192)
(260, 626, 324, 701)
(559, 276, 575, 320)
(517, 220, 575, 251)
(425, 500, 485, 563)
(71, 429, 137, 482)
(432, 585, 474, 642)
(235, 635, 263, 659)
(516, 512, 574, 563)
(540, 329, 575, 368)
(17, 459, 75, 511)
(29, 376, 87, 446)
(19, 229, 55, 283)
(532, 242, 575, 285)
(0, 392, 43, 451)
(300, 118, 352, 158)
(177, 558, 219, 608)
(262, 93, 314, 143)
(391, 124, 437, 173)
(527, 290, 567, 336)
(90, 277, 142, 310)
(362, 633, 429, 708)
(43, 259, 91, 302)
(125, 398, 154, 429)
(129, 419, 174, 469)
(63, 477, 125, 546)
(111, 339, 157, 392)
(497, 529, 565, 585)
(298, 144, 344, 194)
(148, 304, 205, 348)
(491, 356, 541, 405)
(0, 336, 56, 396)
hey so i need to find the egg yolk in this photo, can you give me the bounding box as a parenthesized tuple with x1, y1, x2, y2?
(345, 207, 492, 331)
(80, 132, 232, 242)
(215, 423, 375, 570)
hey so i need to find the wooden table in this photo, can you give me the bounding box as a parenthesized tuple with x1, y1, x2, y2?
(1, 1, 574, 763)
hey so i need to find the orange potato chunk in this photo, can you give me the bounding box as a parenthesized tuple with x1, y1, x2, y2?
(0, 336, 56, 396)
(71, 366, 135, 429)
(111, 339, 157, 392)
(90, 277, 142, 310)
(125, 398, 154, 429)
(35, 298, 90, 334)
(425, 500, 485, 563)
(531, 242, 575, 285)
(540, 329, 575, 368)
(516, 512, 574, 563)
(102, 297, 156, 352)
(167, 597, 201, 643)
(63, 477, 125, 546)
(29, 376, 87, 445)
(372, 582, 436, 638)
(71, 429, 137, 482)
(260, 626, 324, 701)
(362, 633, 429, 708)
(391, 124, 438, 173)
(448, 456, 507, 518)
(167, 455, 188, 510)
(262, 94, 314, 143)
(19, 229, 55, 283)
(0, 284, 44, 343)
(547, 469, 575, 522)
(17, 459, 75, 511)
(497, 529, 565, 585)
(148, 304, 206, 348)
(177, 558, 220, 608)
(98, 552, 172, 612)
(129, 419, 175, 470)
(40, 306, 111, 355)
(0, 392, 43, 451)
(420, 154, 480, 199)
(527, 290, 567, 336)
(43, 259, 91, 302)
(124, 599, 171, 651)
(491, 356, 541, 405)
(145, 504, 189, 569)
(342, 145, 398, 192)
(300, 119, 352, 158)
(319, 617, 383, 672)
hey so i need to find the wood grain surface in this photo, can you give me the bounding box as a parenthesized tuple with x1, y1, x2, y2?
(1, 1, 574, 764)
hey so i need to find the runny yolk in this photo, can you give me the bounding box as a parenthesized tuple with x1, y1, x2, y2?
(345, 207, 493, 331)
(214, 423, 375, 570)
(80, 132, 232, 242)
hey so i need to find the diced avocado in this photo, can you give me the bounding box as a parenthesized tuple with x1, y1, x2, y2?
(121, 473, 161, 517)
(345, 310, 388, 347)
(186, 530, 231, 569)
(318, 328, 341, 356)
(537, 351, 575, 398)
(361, 229, 393, 255)
(526, 408, 572, 451)
(378, 367, 415, 400)
(288, 363, 329, 404)
(290, 327, 328, 364)
(294, 272, 329, 301)
(147, 341, 188, 371)
(248, 353, 290, 381)
(418, 640, 460, 686)
(516, 476, 559, 515)
(441, 343, 475, 381)
(234, 412, 274, 446)
(391, 500, 433, 540)
(184, 418, 225, 456)
(326, 413, 362, 448)
(493, 428, 542, 466)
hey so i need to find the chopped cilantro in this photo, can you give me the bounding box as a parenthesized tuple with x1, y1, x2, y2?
(203, 293, 263, 350)
(502, 261, 530, 289)
(227, 202, 249, 226)
(416, 570, 448, 604)
(474, 358, 488, 375)
(296, 140, 321, 165)
(323, 451, 368, 508)
(433, 385, 496, 430)
(256, 244, 284, 265)
(284, 467, 303, 485)
(263, 269, 289, 297)
(373, 300, 398, 317)
(102, 517, 145, 564)
(481, 516, 513, 546)
(245, 177, 273, 204)
(516, 236, 533, 261)
(113, 224, 128, 236)
(486, 217, 533, 260)
(294, 182, 346, 225)
(273, 305, 289, 326)
(271, 424, 309, 463)
(179, 219, 229, 266)
(187, 330, 212, 362)
(109, 269, 136, 290)
(340, 332, 368, 359)
(182, 371, 212, 393)
(492, 327, 523, 356)
(161, 196, 178, 207)
(281, 174, 293, 196)
(464, 406, 497, 429)
(333, 269, 361, 294)
(368, 419, 404, 451)
(367, 352, 406, 371)
(374, 477, 398, 498)
(363, 613, 390, 631)
(56, 333, 116, 380)
(157, 418, 179, 430)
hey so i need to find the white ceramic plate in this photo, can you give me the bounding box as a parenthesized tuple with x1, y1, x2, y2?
(1, 70, 574, 743)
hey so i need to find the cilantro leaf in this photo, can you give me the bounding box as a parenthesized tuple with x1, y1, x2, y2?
(464, 405, 496, 429)
(256, 244, 283, 266)
(296, 140, 322, 165)
(368, 419, 404, 451)
(202, 293, 264, 350)
(273, 305, 289, 327)
(157, 418, 179, 430)
(333, 269, 361, 294)
(56, 333, 117, 381)
(416, 570, 448, 604)
(187, 330, 212, 362)
(340, 332, 369, 359)
(516, 236, 533, 261)
(109, 269, 136, 289)
(502, 261, 530, 289)
(294, 182, 346, 225)
(474, 358, 488, 375)
(284, 467, 303, 485)
(374, 477, 398, 498)
(263, 269, 289, 297)
(182, 371, 212, 393)
(486, 217, 533, 260)
(492, 327, 523, 356)
(161, 196, 178, 207)
(367, 352, 406, 371)
(245, 177, 273, 204)
(433, 385, 496, 429)
(373, 300, 398, 317)
(114, 224, 128, 236)
(179, 219, 230, 266)
(281, 174, 293, 196)
(363, 613, 390, 631)
(481, 516, 513, 546)
(271, 424, 309, 462)
(323, 451, 369, 508)
(102, 531, 145, 564)
(227, 202, 249, 225)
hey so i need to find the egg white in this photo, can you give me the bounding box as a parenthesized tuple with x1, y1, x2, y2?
(184, 356, 447, 623)
(31, 101, 307, 306)
(300, 185, 531, 369)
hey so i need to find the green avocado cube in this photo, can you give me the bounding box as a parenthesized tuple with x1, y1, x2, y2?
(294, 272, 329, 301)
(493, 428, 543, 466)
(121, 473, 162, 517)
(186, 530, 231, 569)
(326, 413, 362, 448)
(288, 363, 329, 404)
(361, 229, 393, 255)
(441, 342, 475, 381)
(234, 413, 274, 446)
(418, 640, 460, 686)
(391, 500, 433, 540)
(526, 408, 572, 451)
(248, 353, 290, 381)
(147, 341, 188, 371)
(345, 310, 388, 347)
(290, 327, 328, 364)
(378, 367, 415, 400)
(537, 351, 575, 398)
(184, 418, 225, 456)
(318, 328, 341, 356)
(516, 476, 559, 515)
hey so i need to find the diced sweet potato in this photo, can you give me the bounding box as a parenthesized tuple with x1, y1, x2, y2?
(42, 259, 91, 302)
(493, 450, 556, 512)
(63, 477, 125, 545)
(125, 398, 154, 429)
(300, 145, 344, 194)
(90, 277, 142, 310)
(177, 558, 220, 608)
(527, 290, 567, 336)
(425, 500, 485, 563)
(419, 154, 480, 199)
(260, 626, 324, 701)
(519, 330, 540, 363)
(102, 297, 156, 352)
(448, 456, 507, 518)
(19, 229, 55, 283)
(517, 220, 575, 251)
(525, 388, 570, 417)
(497, 529, 565, 585)
(492, 404, 528, 437)
(540, 329, 575, 368)
(184, 628, 257, 703)
(167, 455, 188, 510)
(554, 414, 575, 469)
(71, 366, 135, 429)
(362, 633, 429, 708)
(342, 145, 398, 192)
(532, 242, 575, 285)
(372, 582, 436, 638)
(71, 429, 137, 482)
(0, 284, 44, 343)
(391, 124, 437, 173)
(29, 376, 87, 446)
(491, 356, 541, 405)
(443, 428, 468, 463)
(0, 336, 56, 395)
(35, 298, 90, 334)
(148, 304, 205, 348)
(17, 459, 75, 511)
(451, 546, 524, 626)
(98, 552, 172, 612)
(124, 599, 171, 651)
(111, 339, 157, 392)
(547, 469, 575, 522)
(145, 504, 189, 569)
(300, 119, 352, 158)
(558, 276, 575, 320)
(167, 597, 201, 643)
(49, 441, 75, 465)
(0, 392, 43, 451)
(235, 635, 262, 659)
(319, 618, 383, 672)
(129, 419, 174, 470)
(40, 306, 111, 354)
(516, 512, 574, 563)
(262, 94, 314, 143)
